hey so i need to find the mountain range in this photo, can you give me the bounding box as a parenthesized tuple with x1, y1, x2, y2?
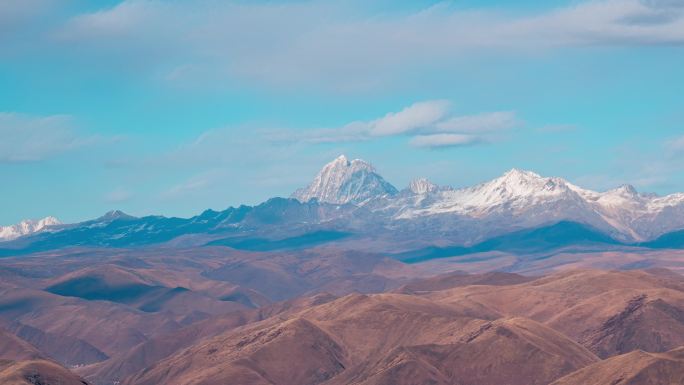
(2, 156, 684, 385)
(3, 155, 684, 259)
(292, 155, 684, 242)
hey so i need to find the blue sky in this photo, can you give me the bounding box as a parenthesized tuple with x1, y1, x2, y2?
(1, 0, 683, 224)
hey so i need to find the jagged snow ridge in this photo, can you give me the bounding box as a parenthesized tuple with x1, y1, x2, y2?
(392, 168, 684, 241)
(292, 155, 398, 204)
(408, 178, 439, 194)
(0, 216, 61, 241)
(403, 169, 589, 215)
(294, 156, 684, 241)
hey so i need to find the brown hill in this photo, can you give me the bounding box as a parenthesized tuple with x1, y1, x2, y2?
(426, 269, 684, 357)
(7, 322, 108, 366)
(0, 359, 89, 385)
(394, 271, 535, 295)
(2, 246, 684, 385)
(81, 293, 338, 385)
(43, 264, 248, 319)
(0, 329, 43, 361)
(552, 347, 684, 385)
(330, 317, 597, 385)
(0, 246, 424, 383)
(0, 286, 181, 358)
(579, 294, 684, 358)
(123, 294, 597, 385)
(200, 248, 414, 300)
(125, 317, 347, 385)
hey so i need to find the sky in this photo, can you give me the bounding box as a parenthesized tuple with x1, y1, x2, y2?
(1, 0, 684, 224)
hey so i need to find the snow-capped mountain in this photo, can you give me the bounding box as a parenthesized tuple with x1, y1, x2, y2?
(397, 169, 591, 216)
(295, 157, 684, 242)
(4, 156, 684, 253)
(407, 178, 440, 195)
(97, 210, 137, 222)
(292, 155, 398, 204)
(0, 216, 61, 241)
(582, 184, 684, 241)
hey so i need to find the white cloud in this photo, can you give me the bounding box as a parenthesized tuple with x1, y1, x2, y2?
(0, 113, 99, 162)
(575, 136, 684, 192)
(273, 100, 519, 149)
(294, 100, 452, 142)
(105, 187, 133, 203)
(666, 135, 684, 154)
(0, 0, 54, 25)
(435, 111, 518, 133)
(161, 172, 215, 199)
(410, 134, 481, 148)
(47, 0, 684, 90)
(369, 100, 450, 136)
(62, 1, 154, 38)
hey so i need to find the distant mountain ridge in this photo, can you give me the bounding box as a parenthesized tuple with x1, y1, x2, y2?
(395, 221, 622, 264)
(291, 157, 684, 242)
(0, 217, 61, 241)
(3, 155, 684, 257)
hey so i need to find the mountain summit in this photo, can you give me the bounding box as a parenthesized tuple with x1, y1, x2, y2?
(0, 216, 61, 241)
(292, 155, 398, 204)
(97, 210, 137, 222)
(408, 178, 439, 194)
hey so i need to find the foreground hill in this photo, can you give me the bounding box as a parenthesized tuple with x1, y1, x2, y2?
(80, 293, 338, 385)
(0, 359, 89, 385)
(424, 269, 684, 357)
(1, 243, 683, 385)
(552, 347, 684, 385)
(124, 294, 597, 385)
(0, 329, 44, 362)
(116, 269, 684, 385)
